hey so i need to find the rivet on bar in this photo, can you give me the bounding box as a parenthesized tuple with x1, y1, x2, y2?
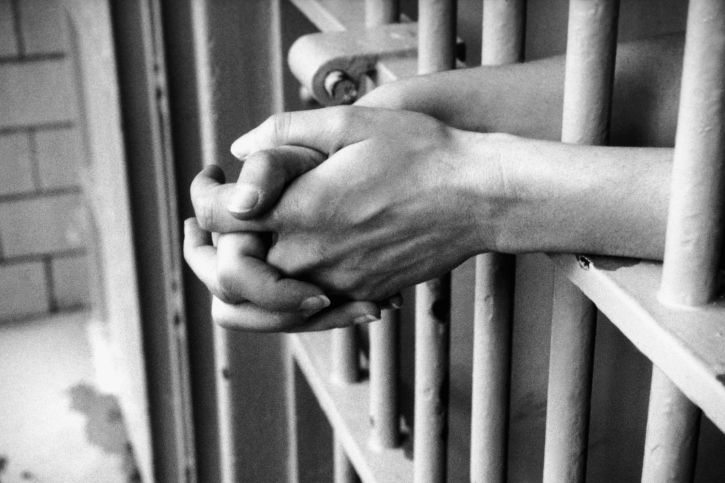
(470, 2, 524, 483)
(414, 2, 456, 481)
(366, 0, 402, 452)
(641, 1, 725, 480)
(543, 2, 619, 483)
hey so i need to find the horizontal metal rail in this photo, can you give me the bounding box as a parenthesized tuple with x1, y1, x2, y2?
(549, 254, 725, 433)
(291, 332, 414, 483)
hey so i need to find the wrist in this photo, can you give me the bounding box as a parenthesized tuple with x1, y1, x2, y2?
(453, 132, 576, 255)
(447, 131, 528, 255)
(457, 134, 671, 259)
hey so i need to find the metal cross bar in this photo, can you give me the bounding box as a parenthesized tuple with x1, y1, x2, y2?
(543, 2, 619, 483)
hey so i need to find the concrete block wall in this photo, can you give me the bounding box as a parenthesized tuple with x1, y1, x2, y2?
(0, 0, 90, 321)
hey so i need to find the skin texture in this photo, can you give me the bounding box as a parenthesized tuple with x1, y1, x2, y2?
(184, 35, 683, 332)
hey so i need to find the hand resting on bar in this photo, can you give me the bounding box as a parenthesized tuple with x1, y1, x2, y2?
(184, 35, 682, 332)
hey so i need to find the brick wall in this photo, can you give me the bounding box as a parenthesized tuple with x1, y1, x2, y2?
(0, 0, 90, 321)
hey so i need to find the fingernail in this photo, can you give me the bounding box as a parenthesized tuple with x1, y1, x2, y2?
(300, 295, 331, 312)
(353, 314, 380, 325)
(389, 294, 404, 309)
(228, 184, 259, 213)
(230, 139, 244, 158)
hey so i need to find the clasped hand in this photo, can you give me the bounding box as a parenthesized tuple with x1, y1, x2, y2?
(184, 106, 505, 332)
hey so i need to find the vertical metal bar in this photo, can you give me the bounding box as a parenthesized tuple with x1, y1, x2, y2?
(470, 255, 515, 483)
(369, 314, 400, 449)
(334, 434, 359, 483)
(469, 4, 524, 482)
(329, 0, 403, 394)
(332, 327, 359, 384)
(660, 0, 725, 307)
(641, 2, 725, 480)
(417, 0, 457, 74)
(366, 0, 401, 452)
(543, 2, 619, 483)
(641, 366, 700, 483)
(365, 0, 399, 27)
(544, 272, 598, 483)
(185, 1, 237, 480)
(214, 326, 236, 482)
(414, 4, 456, 482)
(559, 0, 618, 147)
(481, 0, 525, 65)
(414, 275, 452, 483)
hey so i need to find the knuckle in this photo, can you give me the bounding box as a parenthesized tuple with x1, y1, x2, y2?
(327, 270, 359, 295)
(194, 202, 215, 231)
(214, 268, 239, 305)
(330, 106, 356, 131)
(243, 150, 276, 180)
(210, 298, 229, 326)
(361, 83, 405, 110)
(268, 112, 292, 145)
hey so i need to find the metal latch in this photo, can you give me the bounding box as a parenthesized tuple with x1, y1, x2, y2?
(288, 23, 419, 106)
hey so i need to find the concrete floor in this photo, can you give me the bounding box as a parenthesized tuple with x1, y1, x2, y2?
(0, 312, 136, 483)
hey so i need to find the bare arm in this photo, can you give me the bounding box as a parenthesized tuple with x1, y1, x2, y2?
(360, 34, 683, 146)
(183, 35, 683, 330)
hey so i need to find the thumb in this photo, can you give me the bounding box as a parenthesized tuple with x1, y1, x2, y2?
(227, 145, 326, 219)
(230, 107, 372, 160)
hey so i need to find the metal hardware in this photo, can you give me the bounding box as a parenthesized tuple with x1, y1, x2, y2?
(288, 23, 418, 105)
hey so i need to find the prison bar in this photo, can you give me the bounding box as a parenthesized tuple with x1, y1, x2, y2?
(331, 327, 358, 483)
(470, 253, 515, 483)
(469, 2, 524, 482)
(640, 1, 725, 480)
(214, 326, 236, 483)
(481, 0, 525, 66)
(332, 327, 359, 384)
(366, 0, 402, 453)
(659, 0, 725, 307)
(414, 276, 452, 483)
(641, 367, 701, 483)
(543, 1, 619, 482)
(414, 2, 456, 481)
(417, 0, 457, 74)
(291, 332, 415, 483)
(369, 316, 400, 449)
(365, 0, 399, 27)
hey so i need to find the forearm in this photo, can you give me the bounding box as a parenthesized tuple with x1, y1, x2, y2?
(363, 34, 683, 147)
(459, 133, 671, 260)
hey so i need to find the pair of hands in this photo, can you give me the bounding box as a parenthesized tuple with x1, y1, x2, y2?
(184, 97, 501, 332)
